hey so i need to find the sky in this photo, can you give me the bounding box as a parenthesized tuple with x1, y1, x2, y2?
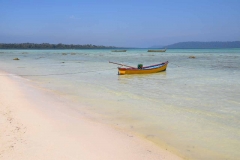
(0, 0, 240, 47)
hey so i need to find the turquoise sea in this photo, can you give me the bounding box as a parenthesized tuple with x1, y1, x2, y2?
(0, 49, 240, 160)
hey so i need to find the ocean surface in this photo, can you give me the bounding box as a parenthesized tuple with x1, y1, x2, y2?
(0, 49, 240, 160)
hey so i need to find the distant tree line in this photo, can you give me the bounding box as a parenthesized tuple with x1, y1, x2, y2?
(0, 43, 117, 49)
(164, 41, 240, 49)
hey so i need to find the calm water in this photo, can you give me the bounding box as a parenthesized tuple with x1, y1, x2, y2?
(0, 49, 240, 160)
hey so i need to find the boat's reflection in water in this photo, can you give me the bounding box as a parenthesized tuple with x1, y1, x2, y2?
(117, 71, 167, 85)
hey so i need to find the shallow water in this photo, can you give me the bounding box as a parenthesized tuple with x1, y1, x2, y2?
(0, 49, 240, 159)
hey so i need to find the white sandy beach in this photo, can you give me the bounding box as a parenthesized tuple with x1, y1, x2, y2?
(0, 70, 181, 160)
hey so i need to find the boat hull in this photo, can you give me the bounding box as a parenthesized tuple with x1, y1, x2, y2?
(112, 50, 127, 52)
(118, 61, 168, 75)
(147, 49, 166, 52)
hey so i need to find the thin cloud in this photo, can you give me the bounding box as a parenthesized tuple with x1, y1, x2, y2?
(69, 15, 81, 20)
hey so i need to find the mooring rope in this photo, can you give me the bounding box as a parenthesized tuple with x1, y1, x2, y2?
(0, 67, 117, 77)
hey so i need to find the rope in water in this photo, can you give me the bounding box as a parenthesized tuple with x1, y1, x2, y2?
(0, 67, 117, 77)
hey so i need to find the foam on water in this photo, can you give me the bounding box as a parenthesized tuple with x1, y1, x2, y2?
(0, 49, 240, 159)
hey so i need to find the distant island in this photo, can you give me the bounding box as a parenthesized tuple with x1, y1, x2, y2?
(0, 43, 117, 49)
(1, 41, 240, 49)
(163, 41, 240, 49)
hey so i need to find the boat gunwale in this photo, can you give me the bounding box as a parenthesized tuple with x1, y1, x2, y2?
(118, 61, 168, 71)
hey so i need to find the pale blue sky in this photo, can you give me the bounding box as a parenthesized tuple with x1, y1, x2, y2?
(0, 0, 240, 47)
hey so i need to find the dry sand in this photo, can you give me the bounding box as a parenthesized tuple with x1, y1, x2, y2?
(0, 71, 182, 160)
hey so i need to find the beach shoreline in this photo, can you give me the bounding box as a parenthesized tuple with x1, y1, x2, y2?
(0, 70, 181, 160)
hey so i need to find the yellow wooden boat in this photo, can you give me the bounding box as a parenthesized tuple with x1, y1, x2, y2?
(117, 61, 168, 75)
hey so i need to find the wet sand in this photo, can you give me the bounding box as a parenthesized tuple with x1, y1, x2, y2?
(0, 70, 181, 160)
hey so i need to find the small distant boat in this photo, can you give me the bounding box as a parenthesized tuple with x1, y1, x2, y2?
(111, 50, 127, 52)
(109, 61, 168, 75)
(147, 49, 166, 52)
